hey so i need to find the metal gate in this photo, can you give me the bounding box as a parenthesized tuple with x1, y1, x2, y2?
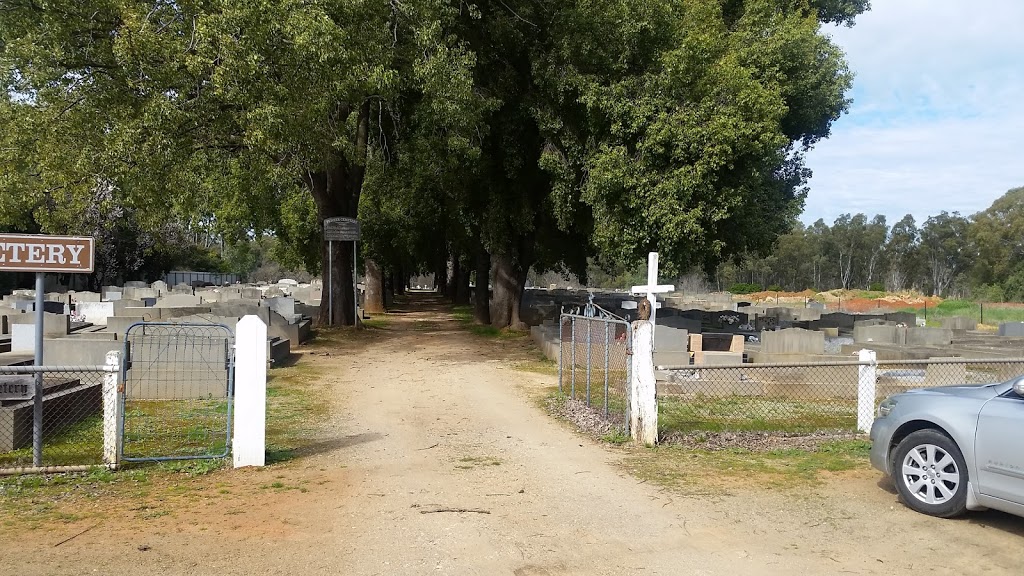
(558, 297, 632, 432)
(121, 323, 235, 462)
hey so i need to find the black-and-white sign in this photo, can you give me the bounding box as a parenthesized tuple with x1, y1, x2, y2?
(0, 376, 34, 401)
(323, 217, 361, 242)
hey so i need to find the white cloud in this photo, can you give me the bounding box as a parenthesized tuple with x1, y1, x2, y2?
(803, 0, 1024, 224)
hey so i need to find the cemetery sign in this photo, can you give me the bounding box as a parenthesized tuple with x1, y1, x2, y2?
(323, 217, 361, 242)
(0, 234, 95, 273)
(0, 377, 34, 401)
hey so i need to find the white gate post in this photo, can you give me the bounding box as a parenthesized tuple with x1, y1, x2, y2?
(857, 349, 878, 433)
(233, 315, 267, 468)
(102, 350, 122, 468)
(630, 320, 658, 445)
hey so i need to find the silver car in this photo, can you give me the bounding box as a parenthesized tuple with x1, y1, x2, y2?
(870, 377, 1024, 519)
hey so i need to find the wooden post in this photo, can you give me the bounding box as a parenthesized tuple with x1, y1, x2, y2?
(630, 320, 657, 445)
(857, 349, 877, 433)
(234, 315, 267, 468)
(102, 350, 122, 468)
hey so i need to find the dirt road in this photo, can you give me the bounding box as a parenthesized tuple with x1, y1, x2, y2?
(4, 295, 1022, 574)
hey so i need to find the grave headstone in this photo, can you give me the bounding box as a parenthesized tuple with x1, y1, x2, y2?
(658, 315, 701, 333)
(760, 328, 825, 355)
(999, 322, 1024, 337)
(653, 325, 689, 367)
(154, 294, 203, 308)
(150, 280, 168, 294)
(103, 291, 123, 302)
(42, 301, 67, 314)
(906, 327, 953, 347)
(241, 287, 263, 300)
(853, 324, 904, 345)
(125, 281, 149, 289)
(941, 316, 977, 332)
(71, 291, 102, 303)
(77, 301, 115, 326)
(885, 312, 917, 326)
(13, 301, 35, 312)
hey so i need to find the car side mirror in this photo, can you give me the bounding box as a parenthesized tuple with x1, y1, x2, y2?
(1014, 379, 1024, 397)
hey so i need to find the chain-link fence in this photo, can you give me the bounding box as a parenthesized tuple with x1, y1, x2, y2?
(0, 364, 117, 472)
(555, 315, 1024, 442)
(656, 357, 1024, 439)
(122, 322, 234, 461)
(558, 309, 631, 432)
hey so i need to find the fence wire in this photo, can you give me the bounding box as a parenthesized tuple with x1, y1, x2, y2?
(0, 366, 115, 471)
(657, 358, 1024, 438)
(555, 319, 1024, 441)
(122, 323, 234, 461)
(558, 312, 631, 432)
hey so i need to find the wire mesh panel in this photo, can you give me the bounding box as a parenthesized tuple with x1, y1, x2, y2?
(0, 366, 114, 470)
(658, 364, 862, 436)
(121, 323, 234, 461)
(558, 308, 631, 431)
(656, 358, 1024, 440)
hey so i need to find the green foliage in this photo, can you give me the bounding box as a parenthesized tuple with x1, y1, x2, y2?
(729, 283, 764, 294)
(1, 0, 866, 323)
(766, 284, 784, 292)
(869, 282, 885, 292)
(1003, 269, 1024, 303)
(974, 283, 1006, 303)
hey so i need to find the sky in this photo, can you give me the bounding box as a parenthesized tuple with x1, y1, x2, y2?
(801, 0, 1024, 225)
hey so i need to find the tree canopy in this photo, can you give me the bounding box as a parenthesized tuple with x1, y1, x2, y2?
(1, 0, 869, 325)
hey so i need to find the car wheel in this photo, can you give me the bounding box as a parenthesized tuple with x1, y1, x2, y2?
(892, 429, 969, 518)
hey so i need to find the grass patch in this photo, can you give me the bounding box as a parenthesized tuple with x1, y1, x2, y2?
(361, 315, 391, 329)
(657, 395, 856, 434)
(900, 300, 1024, 324)
(0, 415, 105, 468)
(624, 439, 871, 491)
(511, 354, 559, 376)
(451, 305, 474, 323)
(122, 399, 229, 460)
(451, 305, 526, 339)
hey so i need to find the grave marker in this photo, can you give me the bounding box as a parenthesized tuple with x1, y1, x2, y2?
(630, 252, 674, 338)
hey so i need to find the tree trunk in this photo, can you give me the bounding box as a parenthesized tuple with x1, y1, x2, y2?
(364, 258, 385, 313)
(383, 272, 394, 308)
(490, 253, 517, 328)
(454, 258, 471, 305)
(320, 239, 355, 326)
(397, 270, 406, 295)
(473, 246, 490, 324)
(434, 254, 449, 296)
(306, 100, 370, 327)
(509, 264, 529, 330)
(447, 257, 459, 302)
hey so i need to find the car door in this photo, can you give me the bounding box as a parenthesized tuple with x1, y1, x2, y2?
(975, 389, 1024, 504)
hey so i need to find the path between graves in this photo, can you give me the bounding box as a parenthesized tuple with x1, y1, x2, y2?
(4, 294, 1023, 575)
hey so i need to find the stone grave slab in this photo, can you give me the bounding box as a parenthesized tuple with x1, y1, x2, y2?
(155, 294, 203, 308)
(941, 316, 977, 332)
(760, 328, 825, 355)
(77, 301, 115, 326)
(999, 322, 1024, 337)
(654, 325, 689, 368)
(906, 327, 953, 347)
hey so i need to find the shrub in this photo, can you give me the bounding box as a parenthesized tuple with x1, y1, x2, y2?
(869, 282, 885, 292)
(729, 283, 763, 294)
(766, 284, 784, 292)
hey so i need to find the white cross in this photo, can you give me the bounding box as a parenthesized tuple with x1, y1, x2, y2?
(630, 252, 674, 329)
